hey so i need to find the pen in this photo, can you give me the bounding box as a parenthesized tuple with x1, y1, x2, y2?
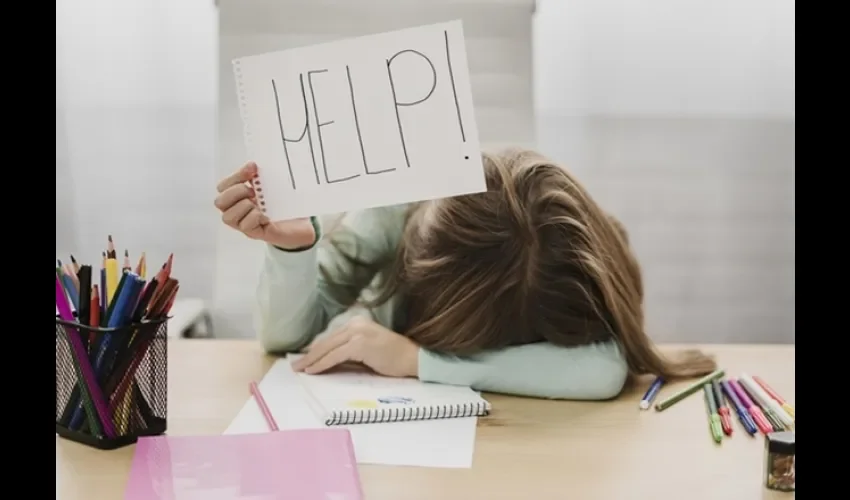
(703, 384, 723, 443)
(655, 369, 725, 412)
(752, 375, 795, 419)
(711, 380, 733, 436)
(720, 380, 757, 436)
(639, 376, 664, 410)
(729, 379, 773, 435)
(738, 375, 791, 431)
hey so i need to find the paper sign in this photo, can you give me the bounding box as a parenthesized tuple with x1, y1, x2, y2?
(232, 20, 486, 220)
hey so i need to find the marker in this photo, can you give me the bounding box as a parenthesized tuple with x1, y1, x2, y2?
(739, 374, 792, 430)
(729, 379, 773, 435)
(639, 377, 664, 410)
(721, 380, 757, 436)
(655, 369, 725, 412)
(702, 384, 723, 443)
(752, 375, 795, 419)
(711, 380, 733, 436)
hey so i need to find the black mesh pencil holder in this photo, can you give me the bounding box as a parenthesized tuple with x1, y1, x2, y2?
(55, 317, 168, 450)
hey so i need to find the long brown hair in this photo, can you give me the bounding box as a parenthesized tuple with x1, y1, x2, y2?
(321, 149, 715, 381)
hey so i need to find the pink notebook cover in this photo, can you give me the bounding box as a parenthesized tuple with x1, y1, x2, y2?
(124, 429, 363, 500)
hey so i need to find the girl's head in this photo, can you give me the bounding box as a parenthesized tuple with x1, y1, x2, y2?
(327, 149, 715, 380)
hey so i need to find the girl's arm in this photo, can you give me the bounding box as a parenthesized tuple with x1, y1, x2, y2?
(255, 207, 406, 353)
(418, 342, 629, 400)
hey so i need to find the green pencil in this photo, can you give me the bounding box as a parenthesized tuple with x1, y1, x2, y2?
(654, 369, 725, 412)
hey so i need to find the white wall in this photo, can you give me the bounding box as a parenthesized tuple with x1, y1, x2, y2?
(56, 0, 218, 302)
(534, 0, 795, 343)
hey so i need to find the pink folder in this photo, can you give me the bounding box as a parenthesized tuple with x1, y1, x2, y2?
(125, 429, 363, 500)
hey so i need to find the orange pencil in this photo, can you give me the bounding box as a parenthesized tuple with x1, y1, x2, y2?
(148, 254, 174, 306)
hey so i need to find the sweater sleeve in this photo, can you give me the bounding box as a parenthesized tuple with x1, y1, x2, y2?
(417, 341, 629, 401)
(254, 207, 406, 353)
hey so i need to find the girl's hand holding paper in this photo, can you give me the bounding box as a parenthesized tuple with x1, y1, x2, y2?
(215, 162, 316, 249)
(292, 316, 420, 378)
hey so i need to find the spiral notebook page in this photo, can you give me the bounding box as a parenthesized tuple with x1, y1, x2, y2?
(294, 357, 490, 423)
(224, 358, 480, 468)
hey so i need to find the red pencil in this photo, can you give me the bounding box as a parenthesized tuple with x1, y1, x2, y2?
(89, 285, 100, 348)
(250, 381, 279, 431)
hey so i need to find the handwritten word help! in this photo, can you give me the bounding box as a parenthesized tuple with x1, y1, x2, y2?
(233, 21, 485, 220)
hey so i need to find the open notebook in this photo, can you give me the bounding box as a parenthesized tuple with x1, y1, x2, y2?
(292, 356, 491, 426)
(124, 429, 362, 500)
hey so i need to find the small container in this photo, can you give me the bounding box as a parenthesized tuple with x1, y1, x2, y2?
(764, 431, 795, 492)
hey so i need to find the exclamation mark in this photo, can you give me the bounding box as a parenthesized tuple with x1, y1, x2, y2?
(444, 30, 468, 159)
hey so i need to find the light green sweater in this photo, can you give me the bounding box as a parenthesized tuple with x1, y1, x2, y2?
(255, 205, 628, 400)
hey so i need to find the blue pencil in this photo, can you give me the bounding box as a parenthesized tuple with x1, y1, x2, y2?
(639, 376, 664, 410)
(57, 264, 80, 311)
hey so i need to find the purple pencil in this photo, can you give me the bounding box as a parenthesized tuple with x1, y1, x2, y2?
(56, 275, 116, 438)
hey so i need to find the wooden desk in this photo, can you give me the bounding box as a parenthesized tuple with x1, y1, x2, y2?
(56, 341, 795, 500)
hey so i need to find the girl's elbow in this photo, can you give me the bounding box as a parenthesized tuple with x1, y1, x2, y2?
(582, 363, 628, 400)
(550, 356, 629, 401)
(255, 312, 307, 354)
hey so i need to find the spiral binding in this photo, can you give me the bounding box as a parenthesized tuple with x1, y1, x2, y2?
(325, 401, 491, 426)
(232, 59, 267, 213)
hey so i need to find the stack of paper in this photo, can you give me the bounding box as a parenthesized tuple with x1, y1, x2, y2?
(224, 358, 480, 468)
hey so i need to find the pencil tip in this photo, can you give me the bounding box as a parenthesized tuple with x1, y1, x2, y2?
(108, 235, 113, 242)
(124, 249, 129, 257)
(70, 254, 77, 263)
(57, 259, 62, 266)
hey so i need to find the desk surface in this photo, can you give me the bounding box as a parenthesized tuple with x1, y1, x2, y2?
(56, 341, 795, 500)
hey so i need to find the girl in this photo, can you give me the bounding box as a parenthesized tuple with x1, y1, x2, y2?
(214, 149, 716, 400)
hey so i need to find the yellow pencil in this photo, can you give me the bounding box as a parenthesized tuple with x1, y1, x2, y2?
(105, 235, 120, 303)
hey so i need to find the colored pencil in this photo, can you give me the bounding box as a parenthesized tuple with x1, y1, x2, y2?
(89, 286, 100, 349)
(250, 381, 279, 431)
(134, 252, 146, 279)
(654, 370, 725, 412)
(70, 254, 81, 275)
(752, 375, 794, 419)
(100, 252, 107, 314)
(123, 249, 132, 273)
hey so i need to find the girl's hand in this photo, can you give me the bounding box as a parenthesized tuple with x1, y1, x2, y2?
(214, 162, 316, 249)
(292, 317, 420, 378)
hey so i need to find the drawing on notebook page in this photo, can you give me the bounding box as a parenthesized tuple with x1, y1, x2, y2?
(232, 20, 486, 219)
(291, 355, 491, 426)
